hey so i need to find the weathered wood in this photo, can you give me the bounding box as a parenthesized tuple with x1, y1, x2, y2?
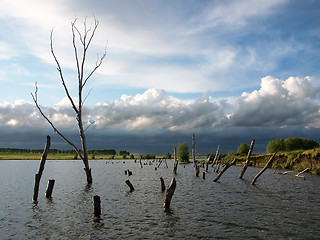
(251, 150, 278, 185)
(45, 179, 55, 198)
(157, 159, 163, 168)
(215, 157, 221, 172)
(296, 168, 310, 177)
(139, 158, 143, 168)
(163, 178, 176, 211)
(164, 159, 168, 168)
(160, 177, 166, 192)
(239, 139, 255, 179)
(205, 154, 212, 172)
(125, 180, 135, 191)
(93, 195, 101, 219)
(194, 164, 200, 177)
(192, 133, 196, 167)
(173, 145, 178, 174)
(211, 145, 220, 167)
(213, 158, 238, 182)
(33, 135, 51, 202)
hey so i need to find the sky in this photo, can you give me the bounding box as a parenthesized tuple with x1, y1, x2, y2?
(0, 0, 320, 155)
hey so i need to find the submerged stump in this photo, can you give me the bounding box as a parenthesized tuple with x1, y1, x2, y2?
(163, 178, 176, 211)
(45, 179, 55, 198)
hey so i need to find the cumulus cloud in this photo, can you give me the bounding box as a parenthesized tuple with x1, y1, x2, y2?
(0, 89, 227, 132)
(92, 89, 226, 131)
(229, 76, 320, 127)
(1, 76, 319, 134)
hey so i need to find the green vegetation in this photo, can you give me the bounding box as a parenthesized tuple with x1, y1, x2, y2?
(267, 137, 319, 153)
(177, 143, 190, 163)
(237, 143, 249, 154)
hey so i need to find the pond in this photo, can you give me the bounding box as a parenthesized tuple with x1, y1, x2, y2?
(0, 160, 319, 239)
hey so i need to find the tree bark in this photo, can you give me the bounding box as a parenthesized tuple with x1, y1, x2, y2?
(239, 139, 255, 179)
(251, 150, 278, 185)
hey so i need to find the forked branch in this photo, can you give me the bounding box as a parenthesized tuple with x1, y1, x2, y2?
(31, 83, 83, 159)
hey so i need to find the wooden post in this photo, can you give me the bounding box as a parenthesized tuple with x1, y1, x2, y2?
(164, 159, 168, 168)
(205, 154, 212, 172)
(239, 139, 255, 179)
(93, 195, 101, 220)
(202, 172, 205, 180)
(213, 158, 238, 182)
(45, 179, 55, 198)
(157, 159, 163, 168)
(194, 164, 200, 177)
(33, 135, 51, 202)
(211, 145, 220, 167)
(192, 133, 196, 167)
(215, 157, 221, 172)
(251, 150, 278, 185)
(160, 177, 166, 192)
(296, 168, 310, 177)
(125, 180, 135, 191)
(163, 178, 176, 211)
(173, 145, 178, 174)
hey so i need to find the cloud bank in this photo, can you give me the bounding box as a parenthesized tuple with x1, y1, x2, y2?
(1, 76, 319, 132)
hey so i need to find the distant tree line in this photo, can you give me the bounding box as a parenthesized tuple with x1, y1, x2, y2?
(266, 137, 319, 153)
(0, 148, 118, 155)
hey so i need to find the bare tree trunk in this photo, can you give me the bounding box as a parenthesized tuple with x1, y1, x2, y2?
(239, 139, 255, 179)
(33, 135, 51, 202)
(32, 18, 106, 185)
(163, 178, 176, 211)
(192, 133, 196, 167)
(213, 158, 238, 182)
(251, 150, 278, 185)
(173, 145, 178, 174)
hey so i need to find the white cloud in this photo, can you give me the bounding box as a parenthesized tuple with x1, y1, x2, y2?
(229, 76, 320, 127)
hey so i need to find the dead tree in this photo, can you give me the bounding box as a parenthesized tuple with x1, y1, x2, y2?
(163, 178, 176, 211)
(213, 158, 238, 182)
(251, 150, 278, 185)
(205, 154, 212, 172)
(192, 133, 196, 167)
(31, 18, 106, 184)
(173, 145, 178, 174)
(33, 135, 51, 202)
(211, 145, 220, 167)
(239, 139, 255, 179)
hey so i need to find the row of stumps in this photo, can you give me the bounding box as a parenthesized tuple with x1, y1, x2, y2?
(92, 176, 177, 221)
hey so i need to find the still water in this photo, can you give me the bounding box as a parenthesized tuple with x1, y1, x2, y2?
(0, 160, 319, 239)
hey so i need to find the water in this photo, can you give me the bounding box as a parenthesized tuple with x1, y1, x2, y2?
(0, 160, 319, 239)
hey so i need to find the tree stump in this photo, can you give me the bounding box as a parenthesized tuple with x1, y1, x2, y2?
(239, 139, 255, 179)
(202, 172, 205, 180)
(125, 180, 135, 191)
(251, 150, 278, 185)
(163, 178, 176, 211)
(33, 135, 51, 203)
(93, 195, 101, 220)
(160, 177, 166, 192)
(45, 179, 55, 198)
(213, 159, 238, 182)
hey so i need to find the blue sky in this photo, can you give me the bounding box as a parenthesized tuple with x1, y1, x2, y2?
(0, 0, 320, 154)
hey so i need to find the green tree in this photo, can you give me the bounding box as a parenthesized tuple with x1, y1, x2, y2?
(237, 143, 249, 154)
(266, 139, 285, 153)
(177, 143, 189, 163)
(284, 137, 319, 151)
(165, 152, 172, 159)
